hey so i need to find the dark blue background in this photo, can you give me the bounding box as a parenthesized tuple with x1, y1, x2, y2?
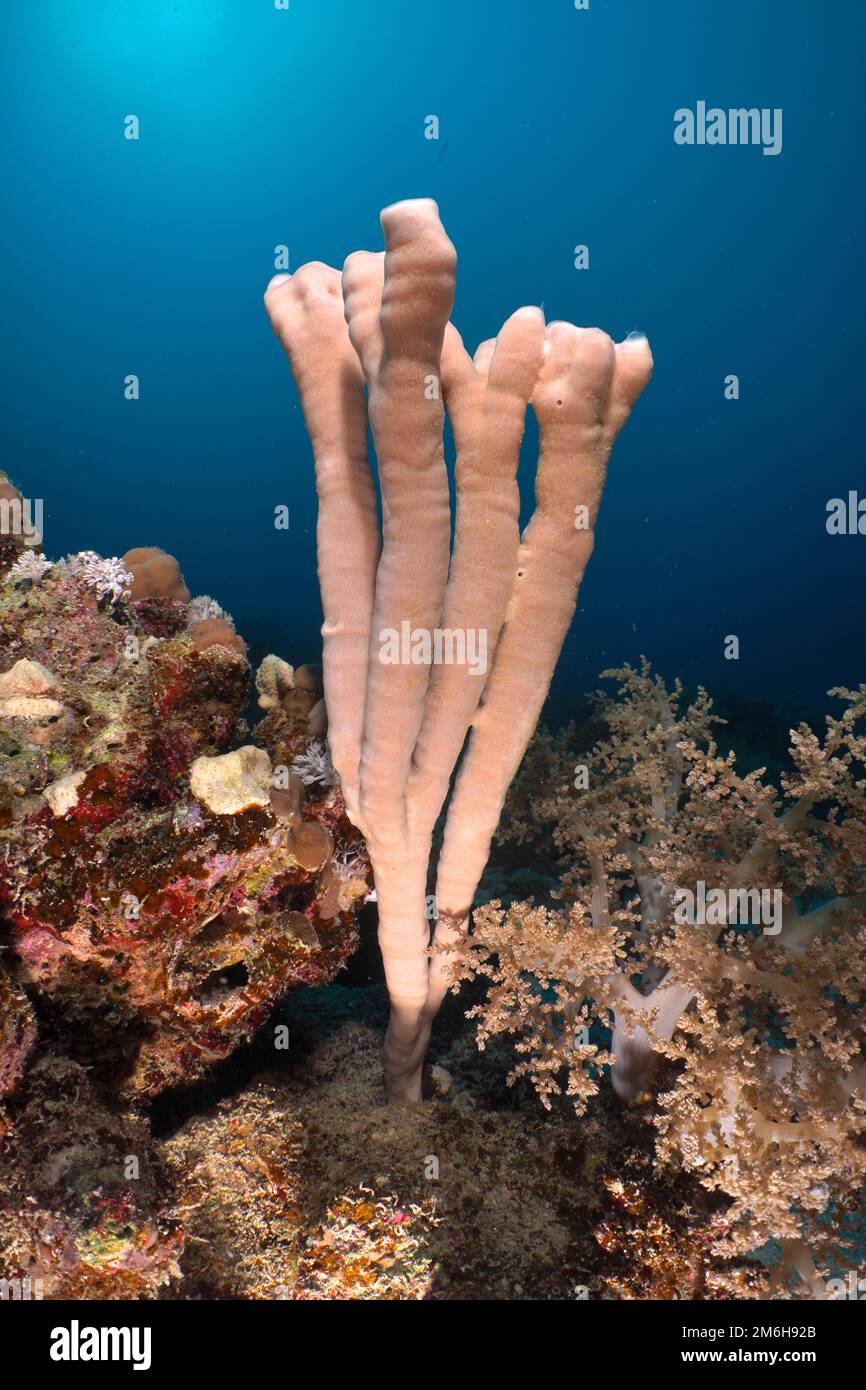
(2, 0, 863, 724)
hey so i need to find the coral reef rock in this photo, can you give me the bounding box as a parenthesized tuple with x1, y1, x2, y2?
(0, 481, 367, 1100)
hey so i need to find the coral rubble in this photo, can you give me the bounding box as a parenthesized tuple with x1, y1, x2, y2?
(0, 1058, 181, 1298)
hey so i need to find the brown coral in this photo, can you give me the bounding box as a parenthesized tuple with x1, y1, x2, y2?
(122, 546, 191, 603)
(189, 617, 247, 657)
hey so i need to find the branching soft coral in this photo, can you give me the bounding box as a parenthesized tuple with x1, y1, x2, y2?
(452, 662, 866, 1294)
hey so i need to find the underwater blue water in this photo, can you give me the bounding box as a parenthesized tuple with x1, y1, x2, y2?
(1, 0, 864, 726)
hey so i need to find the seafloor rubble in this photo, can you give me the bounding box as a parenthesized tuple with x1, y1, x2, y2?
(153, 984, 766, 1301)
(0, 1057, 183, 1298)
(0, 978, 765, 1301)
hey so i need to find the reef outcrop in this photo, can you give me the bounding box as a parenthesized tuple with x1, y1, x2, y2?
(0, 473, 367, 1102)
